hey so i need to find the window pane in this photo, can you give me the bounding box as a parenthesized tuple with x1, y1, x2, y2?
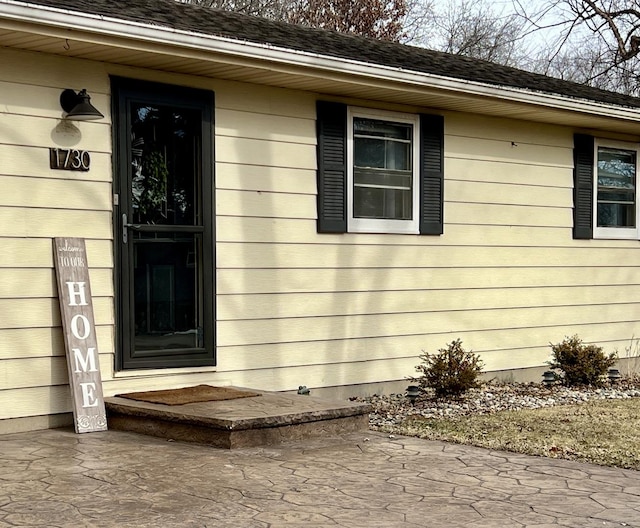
(354, 137, 385, 168)
(353, 117, 414, 221)
(388, 140, 411, 171)
(354, 186, 412, 219)
(354, 118, 411, 140)
(354, 118, 411, 171)
(131, 104, 201, 226)
(133, 232, 203, 351)
(597, 147, 636, 228)
(598, 203, 635, 228)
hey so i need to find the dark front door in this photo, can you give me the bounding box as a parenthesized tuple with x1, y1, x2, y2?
(113, 78, 214, 370)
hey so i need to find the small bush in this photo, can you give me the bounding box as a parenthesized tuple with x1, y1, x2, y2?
(413, 339, 483, 398)
(548, 335, 617, 386)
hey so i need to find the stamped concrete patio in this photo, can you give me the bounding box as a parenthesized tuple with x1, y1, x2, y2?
(1, 427, 640, 527)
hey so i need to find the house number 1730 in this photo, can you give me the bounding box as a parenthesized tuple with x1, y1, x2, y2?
(49, 148, 91, 171)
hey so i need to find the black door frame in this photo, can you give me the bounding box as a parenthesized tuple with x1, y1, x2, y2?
(111, 77, 215, 370)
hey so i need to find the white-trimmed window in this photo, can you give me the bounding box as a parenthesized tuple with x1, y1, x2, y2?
(317, 101, 444, 236)
(347, 107, 420, 234)
(594, 139, 640, 239)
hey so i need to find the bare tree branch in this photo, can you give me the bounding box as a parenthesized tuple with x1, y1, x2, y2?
(414, 0, 532, 66)
(286, 0, 407, 41)
(180, 0, 407, 41)
(515, 0, 640, 94)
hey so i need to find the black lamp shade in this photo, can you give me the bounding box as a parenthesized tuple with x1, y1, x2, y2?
(60, 89, 104, 121)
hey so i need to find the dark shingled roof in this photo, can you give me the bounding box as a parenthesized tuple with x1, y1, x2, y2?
(20, 0, 640, 109)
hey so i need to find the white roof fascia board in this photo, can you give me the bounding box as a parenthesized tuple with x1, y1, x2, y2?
(2, 0, 640, 124)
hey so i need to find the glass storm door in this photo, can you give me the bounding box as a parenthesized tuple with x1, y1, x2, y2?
(113, 78, 214, 370)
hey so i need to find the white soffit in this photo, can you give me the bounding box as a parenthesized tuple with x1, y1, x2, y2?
(1, 0, 640, 135)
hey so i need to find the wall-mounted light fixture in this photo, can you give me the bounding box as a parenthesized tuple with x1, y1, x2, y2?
(60, 89, 104, 121)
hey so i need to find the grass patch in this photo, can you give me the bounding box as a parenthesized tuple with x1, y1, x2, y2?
(388, 399, 640, 469)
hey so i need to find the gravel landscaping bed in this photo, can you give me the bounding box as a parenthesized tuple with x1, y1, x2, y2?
(361, 380, 640, 429)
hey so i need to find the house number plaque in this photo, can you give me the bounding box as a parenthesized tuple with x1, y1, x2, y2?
(50, 148, 91, 171)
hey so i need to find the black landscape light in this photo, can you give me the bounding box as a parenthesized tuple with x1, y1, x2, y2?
(60, 89, 104, 121)
(542, 371, 556, 385)
(406, 385, 420, 405)
(608, 368, 622, 382)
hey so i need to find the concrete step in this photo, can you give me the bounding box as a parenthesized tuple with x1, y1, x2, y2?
(105, 390, 372, 449)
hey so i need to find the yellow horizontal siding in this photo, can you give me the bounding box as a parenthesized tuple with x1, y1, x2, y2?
(217, 193, 570, 226)
(216, 108, 315, 144)
(445, 112, 573, 146)
(216, 163, 316, 194)
(213, 79, 316, 118)
(1, 357, 70, 389)
(216, 323, 633, 374)
(216, 136, 316, 169)
(1, 353, 115, 391)
(0, 113, 111, 152)
(217, 243, 640, 269)
(0, 48, 109, 92)
(217, 304, 640, 347)
(212, 356, 418, 392)
(216, 217, 579, 246)
(216, 189, 316, 219)
(0, 386, 72, 420)
(0, 326, 113, 360)
(218, 334, 524, 372)
(0, 268, 113, 298)
(449, 201, 571, 227)
(446, 179, 572, 208)
(217, 285, 640, 321)
(447, 157, 571, 187)
(0, 207, 112, 238)
(0, 239, 113, 268)
(217, 265, 640, 295)
(0, 297, 113, 329)
(0, 175, 111, 210)
(446, 134, 571, 167)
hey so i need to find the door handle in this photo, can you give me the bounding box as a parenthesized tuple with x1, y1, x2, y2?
(122, 214, 142, 243)
(122, 214, 128, 244)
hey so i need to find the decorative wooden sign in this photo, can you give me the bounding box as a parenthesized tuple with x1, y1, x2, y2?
(49, 148, 91, 171)
(53, 237, 107, 433)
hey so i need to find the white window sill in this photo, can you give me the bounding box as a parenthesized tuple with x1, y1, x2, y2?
(113, 366, 218, 378)
(593, 228, 639, 240)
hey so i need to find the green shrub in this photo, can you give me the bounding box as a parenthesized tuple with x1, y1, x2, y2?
(548, 335, 617, 386)
(413, 339, 483, 398)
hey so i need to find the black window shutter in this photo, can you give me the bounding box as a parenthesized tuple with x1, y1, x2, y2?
(573, 134, 594, 239)
(316, 101, 347, 233)
(419, 114, 444, 235)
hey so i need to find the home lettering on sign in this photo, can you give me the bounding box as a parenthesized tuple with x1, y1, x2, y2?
(53, 238, 107, 433)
